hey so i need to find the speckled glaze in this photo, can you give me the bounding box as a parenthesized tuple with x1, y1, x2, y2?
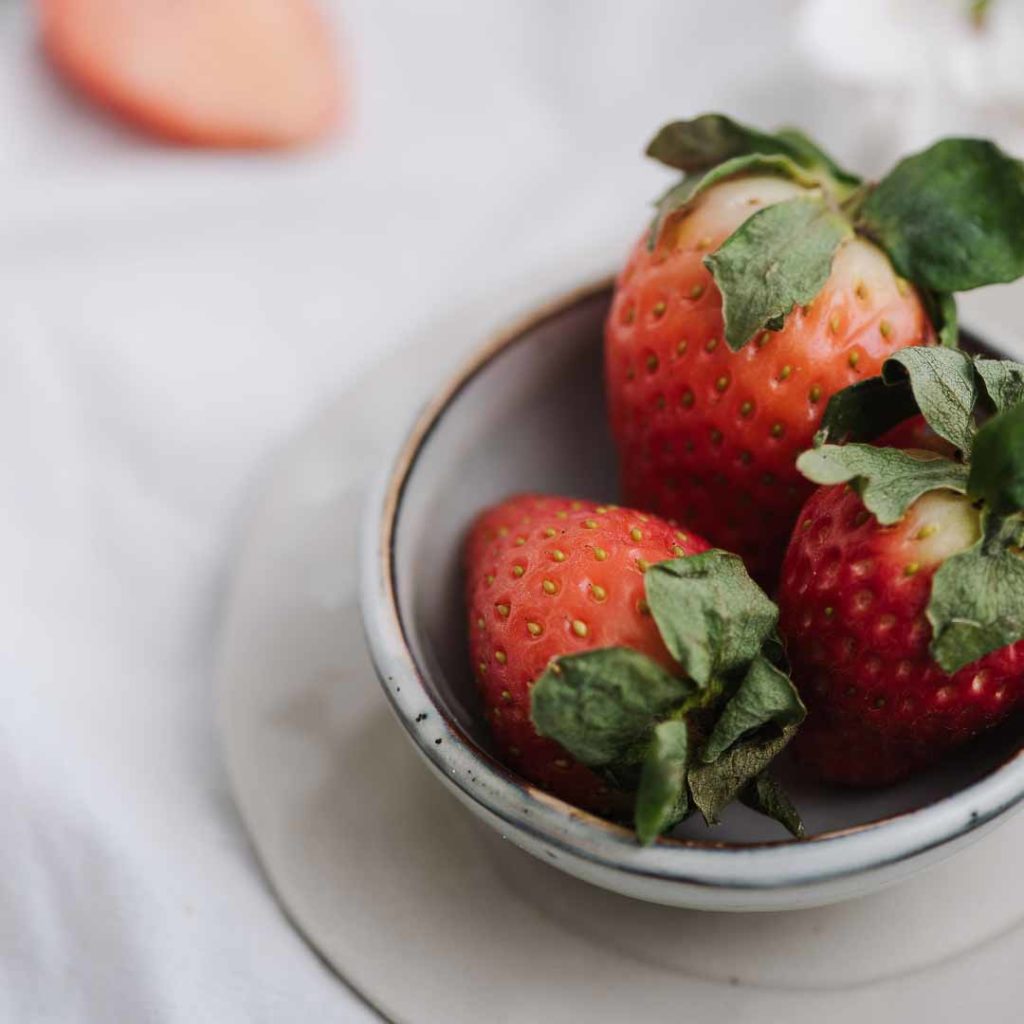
(359, 278, 1024, 911)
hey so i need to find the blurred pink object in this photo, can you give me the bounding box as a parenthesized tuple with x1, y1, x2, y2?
(38, 0, 343, 148)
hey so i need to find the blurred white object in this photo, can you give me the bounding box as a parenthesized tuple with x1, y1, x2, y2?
(799, 0, 1024, 168)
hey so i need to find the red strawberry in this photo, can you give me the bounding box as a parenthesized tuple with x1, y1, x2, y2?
(465, 494, 707, 813)
(779, 484, 1023, 784)
(607, 173, 933, 585)
(606, 115, 1024, 585)
(778, 348, 1024, 784)
(38, 0, 340, 148)
(466, 493, 808, 841)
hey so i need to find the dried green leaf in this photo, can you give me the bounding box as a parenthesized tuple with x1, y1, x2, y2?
(634, 720, 690, 845)
(796, 444, 969, 524)
(701, 655, 805, 764)
(968, 403, 1024, 514)
(645, 551, 778, 687)
(530, 648, 694, 767)
(704, 195, 852, 349)
(645, 114, 806, 173)
(883, 347, 978, 454)
(688, 726, 798, 826)
(814, 375, 918, 445)
(928, 515, 1024, 673)
(975, 358, 1024, 415)
(740, 773, 805, 838)
(773, 127, 860, 188)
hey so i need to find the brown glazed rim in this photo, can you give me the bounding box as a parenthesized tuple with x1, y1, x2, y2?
(372, 275, 1024, 855)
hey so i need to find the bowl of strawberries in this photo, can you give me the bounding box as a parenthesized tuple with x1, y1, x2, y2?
(360, 115, 1024, 910)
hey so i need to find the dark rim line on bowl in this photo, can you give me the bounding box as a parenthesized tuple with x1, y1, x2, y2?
(366, 276, 1024, 876)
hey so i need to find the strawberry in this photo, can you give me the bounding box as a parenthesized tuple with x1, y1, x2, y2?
(780, 484, 1020, 784)
(466, 494, 806, 842)
(38, 0, 340, 148)
(778, 348, 1024, 784)
(606, 114, 1024, 584)
(466, 494, 706, 811)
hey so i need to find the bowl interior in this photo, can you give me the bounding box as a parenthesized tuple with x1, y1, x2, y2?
(392, 285, 1022, 843)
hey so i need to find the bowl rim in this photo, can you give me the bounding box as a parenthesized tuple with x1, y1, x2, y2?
(360, 274, 1024, 890)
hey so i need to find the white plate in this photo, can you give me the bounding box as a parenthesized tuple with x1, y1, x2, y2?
(217, 273, 1024, 1023)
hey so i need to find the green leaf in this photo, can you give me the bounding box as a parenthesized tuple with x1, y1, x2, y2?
(968, 402, 1024, 514)
(704, 195, 852, 350)
(921, 289, 959, 348)
(634, 720, 690, 845)
(530, 648, 694, 767)
(975, 358, 1024, 414)
(740, 774, 805, 839)
(859, 138, 1024, 292)
(883, 347, 978, 454)
(700, 655, 806, 764)
(796, 444, 970, 524)
(645, 113, 807, 173)
(645, 550, 778, 687)
(644, 115, 853, 189)
(817, 342, 987, 446)
(646, 153, 817, 250)
(928, 516, 1024, 673)
(688, 725, 798, 826)
(815, 375, 918, 445)
(774, 127, 860, 189)
(530, 549, 806, 842)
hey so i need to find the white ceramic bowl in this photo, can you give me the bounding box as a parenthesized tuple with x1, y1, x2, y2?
(360, 278, 1024, 911)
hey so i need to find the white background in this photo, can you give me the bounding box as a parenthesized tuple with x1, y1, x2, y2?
(2, 1, 1022, 1020)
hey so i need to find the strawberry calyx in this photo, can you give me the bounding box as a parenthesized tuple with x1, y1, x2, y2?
(530, 549, 805, 845)
(798, 346, 1024, 674)
(645, 113, 1024, 351)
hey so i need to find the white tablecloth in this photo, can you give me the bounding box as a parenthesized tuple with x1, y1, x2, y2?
(1, 2, 1021, 1020)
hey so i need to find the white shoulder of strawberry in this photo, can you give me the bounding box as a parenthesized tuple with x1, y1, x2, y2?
(798, 346, 1024, 674)
(644, 112, 1024, 351)
(530, 550, 805, 845)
